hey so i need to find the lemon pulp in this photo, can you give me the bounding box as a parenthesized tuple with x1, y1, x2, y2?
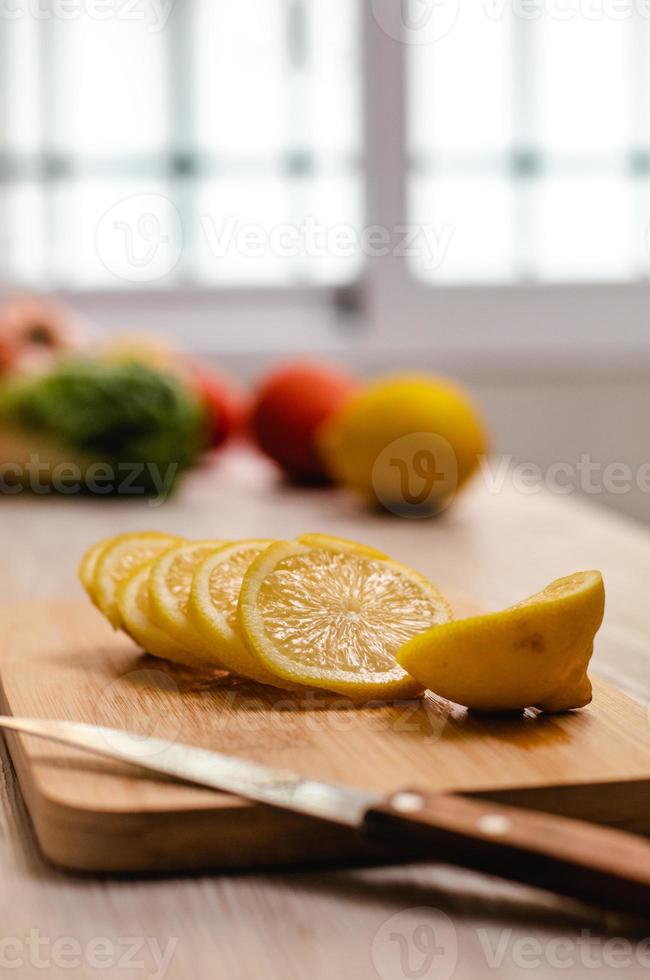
(91, 531, 181, 626)
(238, 538, 452, 700)
(257, 550, 445, 673)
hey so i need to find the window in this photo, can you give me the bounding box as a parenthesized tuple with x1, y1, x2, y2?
(2, 0, 650, 343)
(408, 2, 648, 284)
(0, 0, 362, 290)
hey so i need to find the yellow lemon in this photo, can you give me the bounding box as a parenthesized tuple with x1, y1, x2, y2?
(148, 539, 228, 664)
(90, 531, 182, 627)
(117, 563, 207, 668)
(237, 534, 453, 701)
(187, 539, 289, 687)
(318, 374, 488, 515)
(397, 571, 605, 712)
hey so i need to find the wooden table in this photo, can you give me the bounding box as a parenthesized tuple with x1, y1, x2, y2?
(0, 450, 649, 979)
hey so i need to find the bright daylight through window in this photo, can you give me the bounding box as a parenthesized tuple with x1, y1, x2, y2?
(0, 0, 648, 290)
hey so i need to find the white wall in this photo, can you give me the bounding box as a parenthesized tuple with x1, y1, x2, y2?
(469, 376, 650, 526)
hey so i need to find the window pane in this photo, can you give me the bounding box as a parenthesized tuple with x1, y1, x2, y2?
(530, 174, 634, 282)
(535, 14, 631, 157)
(298, 175, 364, 284)
(193, 174, 362, 285)
(0, 182, 45, 283)
(193, 1, 288, 159)
(193, 0, 361, 162)
(49, 179, 178, 288)
(0, 17, 41, 154)
(49, 14, 168, 155)
(194, 176, 294, 285)
(409, 6, 514, 158)
(409, 175, 515, 284)
(302, 0, 362, 157)
(408, 6, 640, 283)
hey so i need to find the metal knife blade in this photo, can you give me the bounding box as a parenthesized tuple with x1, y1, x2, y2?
(0, 716, 378, 827)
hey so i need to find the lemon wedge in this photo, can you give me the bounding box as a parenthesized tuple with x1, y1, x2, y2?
(148, 539, 227, 663)
(90, 531, 182, 627)
(397, 571, 605, 712)
(187, 539, 290, 686)
(117, 563, 206, 668)
(237, 534, 452, 700)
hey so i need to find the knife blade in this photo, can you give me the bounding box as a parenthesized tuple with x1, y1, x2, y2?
(1, 714, 650, 916)
(0, 715, 377, 826)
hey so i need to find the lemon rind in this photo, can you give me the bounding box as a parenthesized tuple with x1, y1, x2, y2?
(92, 531, 182, 628)
(187, 539, 289, 687)
(147, 539, 227, 656)
(117, 565, 207, 669)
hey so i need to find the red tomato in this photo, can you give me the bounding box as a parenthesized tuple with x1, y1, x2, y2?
(251, 362, 357, 482)
(191, 364, 250, 449)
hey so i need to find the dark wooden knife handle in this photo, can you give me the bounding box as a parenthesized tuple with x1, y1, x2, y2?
(363, 791, 650, 915)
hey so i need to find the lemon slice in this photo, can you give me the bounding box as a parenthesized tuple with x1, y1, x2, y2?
(92, 531, 182, 627)
(397, 570, 605, 712)
(78, 536, 114, 599)
(188, 539, 293, 687)
(148, 539, 228, 664)
(237, 535, 452, 700)
(118, 564, 206, 668)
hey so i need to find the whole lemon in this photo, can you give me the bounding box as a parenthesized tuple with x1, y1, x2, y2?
(318, 374, 488, 515)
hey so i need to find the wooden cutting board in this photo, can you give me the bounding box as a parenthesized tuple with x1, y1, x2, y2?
(1, 599, 649, 874)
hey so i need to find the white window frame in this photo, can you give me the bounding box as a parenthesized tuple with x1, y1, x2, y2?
(362, 0, 650, 369)
(7, 0, 650, 369)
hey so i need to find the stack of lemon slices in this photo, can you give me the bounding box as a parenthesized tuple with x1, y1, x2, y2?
(79, 531, 453, 700)
(80, 531, 605, 711)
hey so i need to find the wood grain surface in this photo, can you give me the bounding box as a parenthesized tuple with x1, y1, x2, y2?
(1, 600, 650, 873)
(0, 450, 649, 977)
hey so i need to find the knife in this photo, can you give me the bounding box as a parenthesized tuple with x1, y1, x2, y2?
(1, 714, 649, 915)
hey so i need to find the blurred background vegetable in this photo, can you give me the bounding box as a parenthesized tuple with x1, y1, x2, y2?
(0, 359, 205, 496)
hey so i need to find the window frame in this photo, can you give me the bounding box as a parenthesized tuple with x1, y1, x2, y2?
(4, 0, 650, 366)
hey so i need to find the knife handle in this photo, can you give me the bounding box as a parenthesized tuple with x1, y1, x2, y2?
(363, 791, 650, 915)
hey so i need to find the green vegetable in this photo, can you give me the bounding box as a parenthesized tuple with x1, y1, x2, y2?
(0, 359, 206, 497)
